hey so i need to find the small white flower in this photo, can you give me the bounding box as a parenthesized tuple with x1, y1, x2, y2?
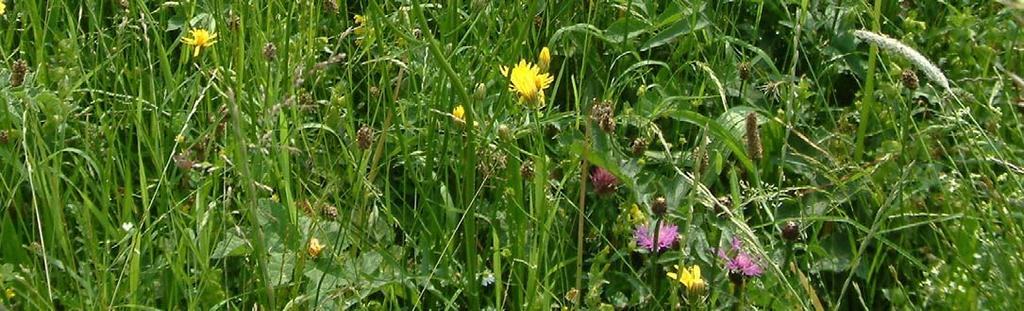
(121, 222, 135, 232)
(480, 270, 495, 287)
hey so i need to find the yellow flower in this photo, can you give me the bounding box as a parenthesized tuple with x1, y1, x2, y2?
(499, 60, 554, 107)
(452, 105, 465, 123)
(4, 287, 13, 300)
(307, 238, 325, 258)
(667, 264, 706, 295)
(628, 204, 646, 225)
(181, 29, 218, 57)
(354, 14, 367, 35)
(1, 2, 6, 16)
(538, 47, 551, 72)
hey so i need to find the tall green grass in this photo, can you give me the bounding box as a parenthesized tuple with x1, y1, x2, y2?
(1, 0, 1022, 309)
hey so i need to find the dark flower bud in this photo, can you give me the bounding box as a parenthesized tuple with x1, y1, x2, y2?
(652, 196, 667, 217)
(782, 221, 800, 242)
(738, 62, 751, 81)
(729, 271, 746, 287)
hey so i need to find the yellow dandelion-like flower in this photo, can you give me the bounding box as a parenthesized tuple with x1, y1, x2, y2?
(538, 47, 551, 72)
(181, 29, 218, 57)
(307, 238, 325, 258)
(452, 105, 465, 123)
(667, 264, 706, 295)
(499, 60, 553, 107)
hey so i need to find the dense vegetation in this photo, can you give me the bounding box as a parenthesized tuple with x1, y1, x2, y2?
(1, 0, 1023, 309)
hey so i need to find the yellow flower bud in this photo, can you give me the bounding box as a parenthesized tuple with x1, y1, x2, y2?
(538, 47, 551, 72)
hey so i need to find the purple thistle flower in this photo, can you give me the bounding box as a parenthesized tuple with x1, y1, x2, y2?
(718, 236, 763, 277)
(634, 223, 679, 252)
(590, 167, 619, 196)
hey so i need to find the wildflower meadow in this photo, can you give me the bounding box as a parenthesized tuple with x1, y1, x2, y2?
(1, 0, 1023, 309)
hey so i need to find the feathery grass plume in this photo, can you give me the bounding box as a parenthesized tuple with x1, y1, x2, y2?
(853, 29, 950, 92)
(745, 112, 762, 162)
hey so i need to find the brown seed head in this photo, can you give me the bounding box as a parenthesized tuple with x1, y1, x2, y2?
(745, 112, 762, 162)
(323, 0, 339, 13)
(590, 99, 616, 133)
(738, 62, 751, 81)
(11, 59, 28, 87)
(262, 43, 277, 60)
(631, 137, 648, 156)
(322, 203, 339, 220)
(357, 125, 374, 150)
(901, 69, 919, 90)
(520, 160, 534, 180)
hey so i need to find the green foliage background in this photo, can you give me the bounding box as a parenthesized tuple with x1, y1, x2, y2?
(1, 0, 1022, 309)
